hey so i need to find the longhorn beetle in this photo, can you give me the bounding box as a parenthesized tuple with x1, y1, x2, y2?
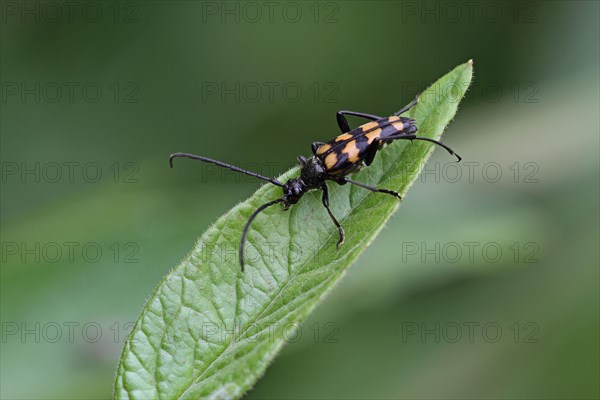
(170, 94, 461, 271)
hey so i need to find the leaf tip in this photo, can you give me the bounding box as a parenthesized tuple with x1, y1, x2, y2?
(466, 59, 474, 67)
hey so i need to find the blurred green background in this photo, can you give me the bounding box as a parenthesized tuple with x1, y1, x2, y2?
(1, 1, 598, 399)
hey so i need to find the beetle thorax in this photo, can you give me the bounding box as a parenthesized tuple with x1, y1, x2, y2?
(281, 157, 326, 208)
(299, 156, 326, 189)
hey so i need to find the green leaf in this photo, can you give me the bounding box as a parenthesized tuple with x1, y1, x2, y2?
(114, 60, 473, 399)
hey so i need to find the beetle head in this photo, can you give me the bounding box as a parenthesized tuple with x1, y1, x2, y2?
(282, 178, 304, 208)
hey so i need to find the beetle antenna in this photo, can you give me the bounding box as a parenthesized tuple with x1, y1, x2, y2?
(239, 198, 284, 272)
(169, 152, 284, 187)
(410, 137, 462, 162)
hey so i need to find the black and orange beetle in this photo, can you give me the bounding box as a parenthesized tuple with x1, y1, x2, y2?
(170, 94, 460, 271)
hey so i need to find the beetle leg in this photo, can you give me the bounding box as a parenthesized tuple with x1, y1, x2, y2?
(311, 141, 326, 155)
(321, 184, 345, 248)
(338, 177, 402, 200)
(336, 111, 382, 133)
(385, 133, 461, 162)
(364, 137, 386, 166)
(394, 93, 420, 116)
